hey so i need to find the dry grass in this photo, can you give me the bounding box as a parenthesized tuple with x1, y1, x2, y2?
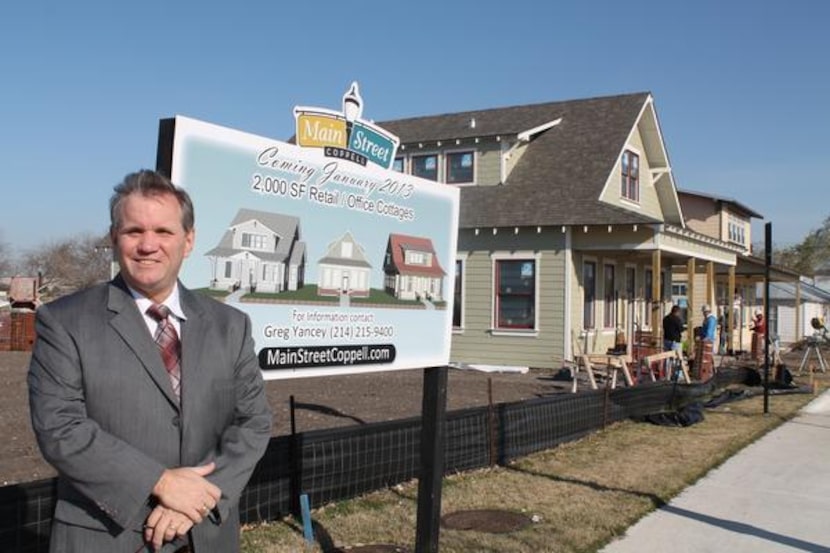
(241, 368, 829, 553)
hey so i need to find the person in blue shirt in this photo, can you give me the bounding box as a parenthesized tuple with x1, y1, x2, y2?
(699, 304, 718, 342)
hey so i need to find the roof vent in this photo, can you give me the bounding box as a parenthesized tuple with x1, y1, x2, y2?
(470, 117, 476, 129)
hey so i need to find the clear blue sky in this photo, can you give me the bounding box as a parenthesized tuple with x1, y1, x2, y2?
(2, 0, 828, 256)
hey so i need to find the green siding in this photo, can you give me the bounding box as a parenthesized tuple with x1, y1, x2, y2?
(452, 228, 566, 369)
(477, 144, 502, 185)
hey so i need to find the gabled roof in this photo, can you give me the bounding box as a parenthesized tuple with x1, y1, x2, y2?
(678, 188, 764, 219)
(205, 208, 302, 263)
(318, 231, 372, 268)
(385, 234, 446, 277)
(380, 92, 663, 228)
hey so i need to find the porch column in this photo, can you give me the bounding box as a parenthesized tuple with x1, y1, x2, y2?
(652, 250, 662, 339)
(728, 265, 736, 353)
(707, 261, 716, 309)
(796, 280, 802, 341)
(687, 257, 696, 336)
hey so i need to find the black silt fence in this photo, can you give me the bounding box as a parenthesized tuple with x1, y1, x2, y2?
(1, 369, 749, 552)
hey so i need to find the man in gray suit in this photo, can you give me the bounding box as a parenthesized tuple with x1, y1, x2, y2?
(28, 170, 273, 552)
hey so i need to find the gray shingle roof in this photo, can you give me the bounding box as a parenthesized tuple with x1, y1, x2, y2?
(205, 208, 303, 263)
(380, 92, 661, 228)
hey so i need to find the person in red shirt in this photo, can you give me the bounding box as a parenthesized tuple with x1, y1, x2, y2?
(751, 310, 766, 364)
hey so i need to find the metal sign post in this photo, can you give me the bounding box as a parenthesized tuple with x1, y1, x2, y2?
(763, 222, 772, 414)
(415, 366, 448, 552)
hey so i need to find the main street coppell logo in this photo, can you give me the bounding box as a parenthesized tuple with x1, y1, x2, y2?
(294, 82, 400, 170)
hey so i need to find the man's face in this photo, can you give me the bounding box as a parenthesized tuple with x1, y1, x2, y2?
(112, 192, 194, 304)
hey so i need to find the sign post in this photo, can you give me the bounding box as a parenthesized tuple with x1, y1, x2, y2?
(415, 366, 448, 552)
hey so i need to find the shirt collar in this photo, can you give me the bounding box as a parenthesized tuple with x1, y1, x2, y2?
(128, 285, 187, 322)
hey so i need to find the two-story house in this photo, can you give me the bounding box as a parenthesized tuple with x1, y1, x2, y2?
(380, 92, 747, 369)
(205, 208, 306, 294)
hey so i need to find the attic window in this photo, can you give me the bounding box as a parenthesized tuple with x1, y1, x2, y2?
(621, 150, 639, 202)
(412, 153, 438, 181)
(446, 151, 474, 184)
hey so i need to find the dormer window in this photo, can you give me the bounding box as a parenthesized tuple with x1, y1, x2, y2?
(412, 154, 438, 181)
(621, 150, 639, 202)
(393, 157, 405, 173)
(241, 232, 268, 251)
(728, 214, 746, 246)
(446, 151, 475, 184)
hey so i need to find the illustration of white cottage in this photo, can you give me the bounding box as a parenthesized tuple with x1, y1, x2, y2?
(205, 208, 305, 293)
(317, 231, 372, 297)
(383, 234, 446, 301)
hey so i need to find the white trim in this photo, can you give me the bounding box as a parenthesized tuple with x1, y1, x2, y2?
(500, 139, 510, 183)
(517, 118, 562, 142)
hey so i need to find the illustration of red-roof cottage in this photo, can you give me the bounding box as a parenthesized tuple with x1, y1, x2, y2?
(317, 231, 372, 297)
(383, 234, 446, 301)
(205, 208, 305, 293)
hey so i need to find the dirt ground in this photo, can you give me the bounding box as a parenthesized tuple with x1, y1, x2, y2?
(0, 351, 569, 485)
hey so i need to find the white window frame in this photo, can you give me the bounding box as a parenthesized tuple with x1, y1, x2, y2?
(489, 251, 541, 336)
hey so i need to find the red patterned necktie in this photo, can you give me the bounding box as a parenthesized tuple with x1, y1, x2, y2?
(146, 304, 181, 401)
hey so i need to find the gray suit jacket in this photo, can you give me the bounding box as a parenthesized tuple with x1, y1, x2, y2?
(28, 276, 272, 552)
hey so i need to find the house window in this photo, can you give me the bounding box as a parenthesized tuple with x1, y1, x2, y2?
(412, 154, 438, 181)
(393, 157, 405, 173)
(241, 232, 267, 250)
(453, 259, 464, 328)
(446, 151, 474, 184)
(643, 268, 653, 328)
(583, 261, 597, 330)
(625, 267, 636, 300)
(728, 215, 746, 245)
(621, 150, 639, 202)
(495, 260, 536, 329)
(341, 241, 353, 258)
(604, 264, 616, 328)
(406, 250, 425, 265)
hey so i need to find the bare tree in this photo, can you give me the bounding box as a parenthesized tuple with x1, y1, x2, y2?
(0, 232, 13, 276)
(20, 232, 112, 298)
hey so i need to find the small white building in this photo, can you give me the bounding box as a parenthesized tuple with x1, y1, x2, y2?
(317, 231, 372, 297)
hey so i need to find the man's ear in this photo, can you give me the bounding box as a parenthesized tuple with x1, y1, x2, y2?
(184, 228, 195, 258)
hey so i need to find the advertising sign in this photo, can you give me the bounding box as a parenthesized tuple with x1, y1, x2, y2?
(161, 84, 459, 379)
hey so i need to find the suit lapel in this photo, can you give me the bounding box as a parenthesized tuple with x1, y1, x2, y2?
(178, 286, 211, 416)
(107, 278, 181, 408)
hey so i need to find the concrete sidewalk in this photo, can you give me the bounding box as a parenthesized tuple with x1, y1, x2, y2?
(601, 389, 830, 553)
